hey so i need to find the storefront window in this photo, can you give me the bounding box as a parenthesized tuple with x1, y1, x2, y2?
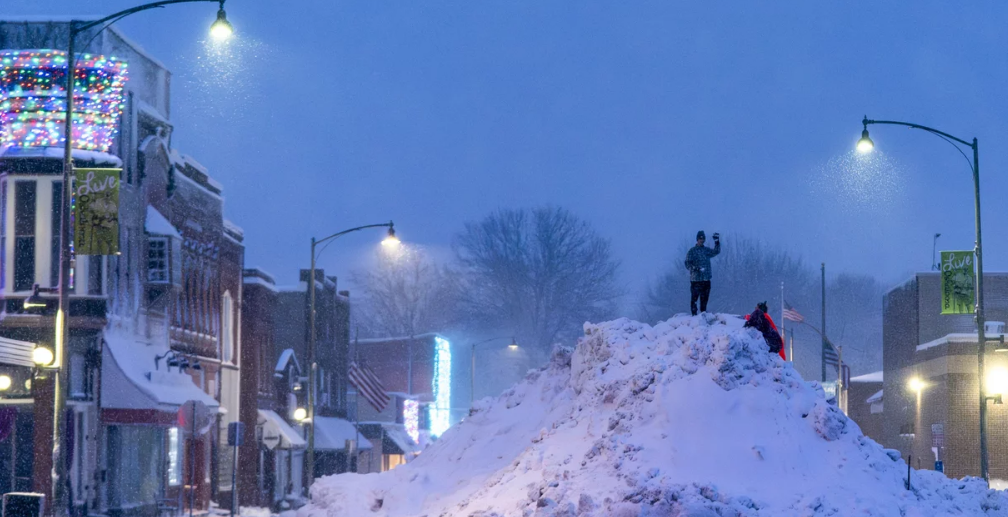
(107, 425, 165, 510)
(168, 427, 181, 486)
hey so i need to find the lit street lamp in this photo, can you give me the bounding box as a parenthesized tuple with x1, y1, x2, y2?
(470, 337, 519, 408)
(51, 3, 232, 514)
(857, 116, 991, 483)
(307, 222, 397, 487)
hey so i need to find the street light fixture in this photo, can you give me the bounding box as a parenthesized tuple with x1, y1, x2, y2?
(306, 220, 397, 487)
(907, 376, 925, 394)
(210, 4, 234, 41)
(382, 225, 400, 247)
(856, 115, 990, 483)
(293, 407, 308, 422)
(50, 2, 234, 514)
(32, 347, 54, 368)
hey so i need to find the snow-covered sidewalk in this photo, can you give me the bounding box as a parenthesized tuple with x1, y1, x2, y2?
(295, 314, 1008, 516)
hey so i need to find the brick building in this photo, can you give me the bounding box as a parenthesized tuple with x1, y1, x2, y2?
(881, 272, 1008, 479)
(0, 21, 244, 515)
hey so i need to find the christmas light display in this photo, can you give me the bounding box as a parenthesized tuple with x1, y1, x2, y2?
(403, 399, 420, 444)
(430, 336, 452, 437)
(0, 50, 128, 153)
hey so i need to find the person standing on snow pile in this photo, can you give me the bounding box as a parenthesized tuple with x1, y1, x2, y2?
(684, 230, 720, 316)
(744, 301, 786, 360)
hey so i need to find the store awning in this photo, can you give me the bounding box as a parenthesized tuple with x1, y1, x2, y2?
(380, 423, 419, 456)
(313, 416, 372, 451)
(258, 410, 306, 450)
(101, 332, 218, 424)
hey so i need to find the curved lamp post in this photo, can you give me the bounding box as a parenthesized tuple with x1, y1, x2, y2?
(52, 3, 231, 515)
(469, 337, 519, 408)
(307, 222, 397, 487)
(857, 116, 991, 483)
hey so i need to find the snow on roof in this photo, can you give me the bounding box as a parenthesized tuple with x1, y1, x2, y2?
(101, 331, 218, 411)
(916, 333, 982, 352)
(275, 348, 300, 373)
(258, 409, 306, 449)
(356, 332, 446, 344)
(136, 100, 171, 127)
(243, 275, 277, 292)
(0, 146, 123, 167)
(849, 371, 883, 383)
(144, 205, 180, 238)
(867, 389, 884, 404)
(313, 416, 372, 451)
(223, 219, 244, 238)
(303, 313, 1008, 515)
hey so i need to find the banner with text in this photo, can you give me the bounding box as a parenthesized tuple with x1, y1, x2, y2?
(74, 168, 121, 255)
(941, 250, 975, 315)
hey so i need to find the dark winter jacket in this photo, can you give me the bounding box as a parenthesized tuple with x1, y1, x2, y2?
(744, 309, 785, 360)
(684, 242, 721, 282)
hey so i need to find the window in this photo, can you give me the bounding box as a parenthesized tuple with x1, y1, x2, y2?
(14, 181, 36, 291)
(1, 180, 7, 290)
(69, 353, 87, 398)
(168, 427, 181, 486)
(221, 291, 233, 363)
(147, 237, 168, 283)
(50, 181, 62, 287)
(88, 256, 103, 295)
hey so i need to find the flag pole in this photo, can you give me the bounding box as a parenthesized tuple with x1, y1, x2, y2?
(821, 263, 827, 382)
(353, 328, 360, 473)
(780, 281, 785, 359)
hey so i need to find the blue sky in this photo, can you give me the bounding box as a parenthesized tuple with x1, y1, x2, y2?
(5, 1, 1008, 306)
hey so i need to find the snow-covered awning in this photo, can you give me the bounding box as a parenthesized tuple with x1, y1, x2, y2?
(313, 416, 372, 451)
(101, 332, 218, 416)
(849, 371, 883, 383)
(145, 205, 181, 238)
(867, 389, 883, 404)
(258, 409, 306, 450)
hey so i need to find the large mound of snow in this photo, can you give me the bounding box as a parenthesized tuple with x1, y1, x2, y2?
(299, 315, 1008, 516)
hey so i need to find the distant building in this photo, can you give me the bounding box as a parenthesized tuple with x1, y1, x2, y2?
(881, 272, 1008, 479)
(847, 371, 883, 443)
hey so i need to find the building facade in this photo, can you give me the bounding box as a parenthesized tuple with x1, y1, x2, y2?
(881, 272, 1008, 480)
(0, 21, 244, 515)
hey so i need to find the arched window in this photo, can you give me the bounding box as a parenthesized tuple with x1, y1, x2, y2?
(221, 291, 234, 363)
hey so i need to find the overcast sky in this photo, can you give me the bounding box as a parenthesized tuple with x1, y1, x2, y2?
(5, 1, 1008, 307)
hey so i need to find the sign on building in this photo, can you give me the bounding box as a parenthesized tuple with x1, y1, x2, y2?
(940, 251, 975, 315)
(74, 168, 121, 255)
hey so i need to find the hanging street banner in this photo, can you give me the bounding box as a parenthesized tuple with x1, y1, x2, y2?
(941, 250, 975, 315)
(74, 168, 121, 255)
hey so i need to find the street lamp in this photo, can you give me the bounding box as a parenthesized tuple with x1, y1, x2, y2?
(293, 407, 308, 422)
(32, 347, 54, 368)
(470, 337, 518, 407)
(856, 115, 990, 482)
(306, 220, 396, 487)
(50, 2, 233, 514)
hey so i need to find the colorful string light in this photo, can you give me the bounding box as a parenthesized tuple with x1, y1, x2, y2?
(0, 50, 128, 153)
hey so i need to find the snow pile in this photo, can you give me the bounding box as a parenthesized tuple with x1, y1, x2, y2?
(298, 315, 1008, 516)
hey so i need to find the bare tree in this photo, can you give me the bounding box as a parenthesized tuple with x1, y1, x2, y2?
(351, 246, 459, 338)
(454, 206, 620, 359)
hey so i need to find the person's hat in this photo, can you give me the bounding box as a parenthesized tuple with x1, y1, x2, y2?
(697, 230, 706, 240)
(757, 301, 769, 313)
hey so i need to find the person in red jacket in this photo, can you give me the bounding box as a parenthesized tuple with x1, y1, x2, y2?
(744, 301, 786, 360)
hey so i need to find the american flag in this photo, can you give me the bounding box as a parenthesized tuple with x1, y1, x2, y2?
(349, 361, 390, 412)
(823, 341, 840, 369)
(782, 300, 804, 323)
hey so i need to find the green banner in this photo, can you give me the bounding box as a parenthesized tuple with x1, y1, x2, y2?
(74, 168, 121, 255)
(941, 250, 975, 315)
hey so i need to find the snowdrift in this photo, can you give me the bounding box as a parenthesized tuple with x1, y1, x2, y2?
(298, 315, 1008, 516)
